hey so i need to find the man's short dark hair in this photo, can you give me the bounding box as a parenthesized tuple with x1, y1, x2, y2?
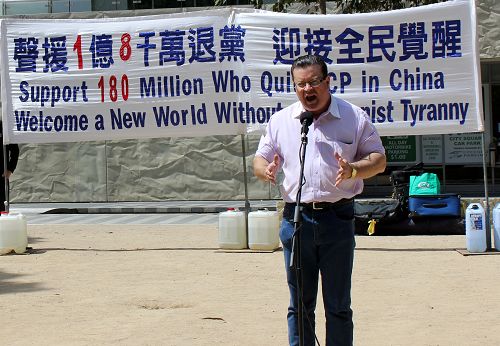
(291, 55, 328, 80)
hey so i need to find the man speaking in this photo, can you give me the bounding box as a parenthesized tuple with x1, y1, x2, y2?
(253, 55, 386, 346)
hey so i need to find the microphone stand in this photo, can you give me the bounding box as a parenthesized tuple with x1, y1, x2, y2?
(290, 124, 309, 346)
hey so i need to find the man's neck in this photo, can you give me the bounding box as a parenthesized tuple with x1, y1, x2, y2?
(312, 99, 331, 119)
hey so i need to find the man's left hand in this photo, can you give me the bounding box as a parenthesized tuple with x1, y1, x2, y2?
(334, 153, 354, 186)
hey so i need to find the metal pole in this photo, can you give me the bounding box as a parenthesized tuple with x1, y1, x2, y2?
(481, 132, 492, 250)
(441, 135, 446, 193)
(241, 134, 250, 237)
(490, 144, 496, 195)
(492, 167, 496, 196)
(105, 140, 109, 203)
(1, 120, 8, 213)
(2, 142, 8, 213)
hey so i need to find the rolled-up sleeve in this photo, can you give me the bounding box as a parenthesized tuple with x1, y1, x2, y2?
(256, 124, 276, 164)
(356, 111, 386, 159)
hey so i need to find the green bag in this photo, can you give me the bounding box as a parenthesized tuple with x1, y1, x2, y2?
(409, 173, 440, 196)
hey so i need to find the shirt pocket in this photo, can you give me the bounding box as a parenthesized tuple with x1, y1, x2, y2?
(333, 141, 357, 162)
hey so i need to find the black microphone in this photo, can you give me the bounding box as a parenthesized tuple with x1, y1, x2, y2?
(299, 111, 313, 136)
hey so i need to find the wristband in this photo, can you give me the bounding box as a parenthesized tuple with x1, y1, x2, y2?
(349, 164, 358, 179)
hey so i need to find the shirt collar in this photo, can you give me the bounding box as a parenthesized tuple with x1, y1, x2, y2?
(293, 95, 341, 120)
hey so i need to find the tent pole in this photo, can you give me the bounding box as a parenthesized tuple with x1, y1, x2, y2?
(241, 134, 250, 235)
(441, 135, 446, 193)
(481, 132, 492, 250)
(2, 142, 7, 213)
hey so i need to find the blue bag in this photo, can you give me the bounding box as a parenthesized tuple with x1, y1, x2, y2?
(408, 194, 461, 218)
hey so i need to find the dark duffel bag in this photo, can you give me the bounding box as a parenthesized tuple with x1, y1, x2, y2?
(390, 169, 424, 187)
(389, 162, 424, 186)
(354, 199, 406, 235)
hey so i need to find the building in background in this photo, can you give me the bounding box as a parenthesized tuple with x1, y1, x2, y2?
(0, 0, 250, 14)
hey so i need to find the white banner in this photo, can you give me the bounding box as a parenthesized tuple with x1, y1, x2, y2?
(1, 0, 482, 144)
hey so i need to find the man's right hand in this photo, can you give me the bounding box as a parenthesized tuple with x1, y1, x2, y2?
(253, 154, 280, 184)
(265, 154, 280, 185)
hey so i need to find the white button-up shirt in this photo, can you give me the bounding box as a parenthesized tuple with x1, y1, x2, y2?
(256, 95, 385, 203)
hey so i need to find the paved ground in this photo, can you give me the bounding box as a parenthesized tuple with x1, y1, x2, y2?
(9, 201, 272, 225)
(2, 199, 500, 345)
(22, 213, 220, 225)
(9, 200, 278, 215)
(8, 200, 275, 225)
(1, 224, 500, 346)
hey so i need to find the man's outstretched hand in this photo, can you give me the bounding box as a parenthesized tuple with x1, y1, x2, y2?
(335, 152, 354, 186)
(265, 154, 280, 185)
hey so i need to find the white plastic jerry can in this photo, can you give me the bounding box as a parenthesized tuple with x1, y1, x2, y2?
(465, 203, 486, 253)
(248, 209, 280, 251)
(0, 213, 28, 255)
(218, 208, 247, 249)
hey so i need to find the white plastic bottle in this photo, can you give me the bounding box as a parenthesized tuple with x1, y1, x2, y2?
(248, 209, 279, 251)
(0, 213, 28, 255)
(465, 203, 487, 253)
(218, 208, 247, 249)
(492, 203, 500, 251)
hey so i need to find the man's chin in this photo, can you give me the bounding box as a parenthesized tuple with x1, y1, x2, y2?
(303, 104, 319, 112)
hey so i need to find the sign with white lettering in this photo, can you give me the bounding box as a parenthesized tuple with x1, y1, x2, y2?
(1, 0, 482, 144)
(382, 136, 418, 163)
